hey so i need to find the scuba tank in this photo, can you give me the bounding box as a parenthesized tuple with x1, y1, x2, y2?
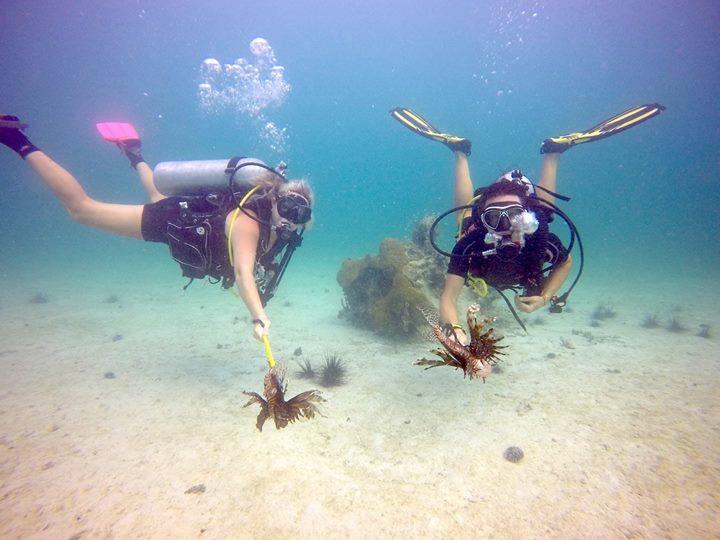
(153, 157, 278, 197)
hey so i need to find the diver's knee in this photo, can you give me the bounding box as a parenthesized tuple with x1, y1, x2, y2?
(67, 197, 98, 224)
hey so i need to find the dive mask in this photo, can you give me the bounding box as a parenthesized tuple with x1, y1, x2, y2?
(481, 203, 525, 231)
(277, 194, 312, 224)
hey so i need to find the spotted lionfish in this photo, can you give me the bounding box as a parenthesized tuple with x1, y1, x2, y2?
(416, 304, 506, 382)
(243, 364, 325, 431)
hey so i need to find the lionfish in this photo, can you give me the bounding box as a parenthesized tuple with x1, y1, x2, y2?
(416, 304, 506, 382)
(243, 364, 325, 431)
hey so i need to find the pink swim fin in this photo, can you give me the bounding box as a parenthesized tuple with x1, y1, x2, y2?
(96, 122, 139, 143)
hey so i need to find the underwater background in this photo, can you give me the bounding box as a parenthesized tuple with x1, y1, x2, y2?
(1, 0, 719, 284)
(1, 0, 719, 537)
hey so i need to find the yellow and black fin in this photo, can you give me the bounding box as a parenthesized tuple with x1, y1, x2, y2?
(541, 103, 666, 154)
(390, 107, 472, 155)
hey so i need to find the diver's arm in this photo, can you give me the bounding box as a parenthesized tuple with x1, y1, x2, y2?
(541, 254, 572, 302)
(515, 255, 573, 313)
(454, 152, 474, 225)
(536, 153, 559, 207)
(228, 213, 271, 340)
(439, 274, 468, 343)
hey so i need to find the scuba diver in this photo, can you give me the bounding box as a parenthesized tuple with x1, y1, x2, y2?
(0, 116, 313, 342)
(390, 103, 665, 341)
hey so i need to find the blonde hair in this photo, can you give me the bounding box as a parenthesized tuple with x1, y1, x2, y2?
(278, 179, 314, 207)
(241, 173, 315, 225)
(245, 168, 281, 193)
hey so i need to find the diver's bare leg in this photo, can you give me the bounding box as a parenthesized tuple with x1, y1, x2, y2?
(26, 152, 144, 238)
(536, 153, 559, 207)
(454, 151, 474, 226)
(135, 161, 165, 202)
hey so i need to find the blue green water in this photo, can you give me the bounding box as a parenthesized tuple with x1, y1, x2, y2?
(1, 0, 719, 285)
(2, 3, 720, 536)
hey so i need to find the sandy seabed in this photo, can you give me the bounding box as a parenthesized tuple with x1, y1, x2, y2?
(1, 264, 718, 539)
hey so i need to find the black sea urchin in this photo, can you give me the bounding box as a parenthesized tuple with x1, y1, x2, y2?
(503, 446, 524, 463)
(295, 359, 316, 380)
(29, 292, 49, 304)
(667, 315, 686, 333)
(319, 353, 348, 388)
(591, 304, 616, 321)
(641, 313, 661, 329)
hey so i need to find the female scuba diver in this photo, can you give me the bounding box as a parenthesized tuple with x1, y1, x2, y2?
(0, 116, 314, 342)
(390, 103, 665, 342)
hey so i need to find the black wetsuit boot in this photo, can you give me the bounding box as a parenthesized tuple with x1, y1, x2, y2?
(0, 115, 39, 158)
(118, 138, 145, 169)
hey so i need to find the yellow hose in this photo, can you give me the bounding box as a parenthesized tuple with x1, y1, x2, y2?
(226, 184, 275, 369)
(227, 184, 262, 265)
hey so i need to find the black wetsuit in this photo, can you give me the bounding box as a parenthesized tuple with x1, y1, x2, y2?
(447, 207, 568, 296)
(140, 188, 293, 299)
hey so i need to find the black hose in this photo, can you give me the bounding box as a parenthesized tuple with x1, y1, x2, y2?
(428, 195, 585, 308)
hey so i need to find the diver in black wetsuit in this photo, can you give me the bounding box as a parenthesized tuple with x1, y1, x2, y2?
(389, 104, 665, 341)
(0, 115, 313, 341)
(440, 163, 573, 343)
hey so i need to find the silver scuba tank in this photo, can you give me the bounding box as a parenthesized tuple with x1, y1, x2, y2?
(153, 157, 271, 197)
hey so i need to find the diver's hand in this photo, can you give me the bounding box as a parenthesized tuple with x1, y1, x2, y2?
(453, 328, 469, 345)
(442, 325, 468, 345)
(515, 294, 547, 313)
(252, 317, 271, 341)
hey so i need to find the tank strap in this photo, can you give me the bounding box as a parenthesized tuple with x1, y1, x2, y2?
(224, 156, 245, 176)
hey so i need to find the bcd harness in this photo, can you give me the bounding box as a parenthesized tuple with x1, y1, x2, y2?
(429, 183, 585, 331)
(165, 156, 304, 306)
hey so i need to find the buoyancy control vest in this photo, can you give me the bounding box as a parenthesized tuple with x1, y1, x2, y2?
(152, 157, 302, 305)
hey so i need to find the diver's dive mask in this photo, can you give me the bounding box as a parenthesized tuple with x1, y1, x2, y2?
(481, 203, 539, 260)
(229, 158, 311, 229)
(277, 193, 312, 224)
(481, 203, 526, 231)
